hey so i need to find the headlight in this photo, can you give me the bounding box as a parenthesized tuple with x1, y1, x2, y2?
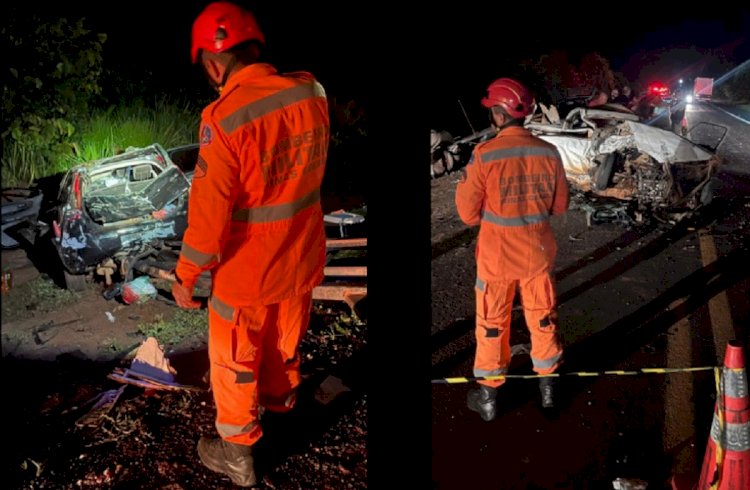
(686, 95, 694, 103)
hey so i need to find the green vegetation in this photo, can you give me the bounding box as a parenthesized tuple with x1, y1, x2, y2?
(2, 15, 105, 186)
(64, 99, 200, 167)
(3, 96, 200, 187)
(324, 311, 365, 339)
(2, 14, 200, 187)
(101, 336, 123, 353)
(331, 249, 367, 260)
(1, 276, 80, 322)
(137, 309, 209, 347)
(1, 13, 365, 194)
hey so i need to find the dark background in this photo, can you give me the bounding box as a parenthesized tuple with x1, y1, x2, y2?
(4, 1, 749, 487)
(427, 4, 750, 135)
(5, 1, 371, 102)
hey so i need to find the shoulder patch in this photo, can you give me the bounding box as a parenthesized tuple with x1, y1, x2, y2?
(200, 123, 214, 147)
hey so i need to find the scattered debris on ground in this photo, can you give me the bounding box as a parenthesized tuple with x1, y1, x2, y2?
(4, 299, 367, 489)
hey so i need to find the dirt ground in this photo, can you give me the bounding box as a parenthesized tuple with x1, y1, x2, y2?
(1, 246, 368, 489)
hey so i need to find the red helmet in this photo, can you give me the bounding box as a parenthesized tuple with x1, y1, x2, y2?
(191, 2, 265, 63)
(481, 78, 534, 119)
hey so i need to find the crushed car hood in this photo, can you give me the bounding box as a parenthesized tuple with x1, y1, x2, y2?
(598, 121, 713, 164)
(531, 109, 718, 192)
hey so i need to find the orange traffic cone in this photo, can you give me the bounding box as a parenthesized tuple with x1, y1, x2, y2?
(695, 340, 750, 489)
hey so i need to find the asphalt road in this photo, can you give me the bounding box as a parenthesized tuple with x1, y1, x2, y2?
(431, 102, 750, 489)
(690, 101, 750, 173)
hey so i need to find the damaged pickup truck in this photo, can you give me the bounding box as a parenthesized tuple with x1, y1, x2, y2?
(53, 144, 198, 291)
(431, 103, 726, 224)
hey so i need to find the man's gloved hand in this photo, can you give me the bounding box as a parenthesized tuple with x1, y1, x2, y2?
(172, 281, 201, 309)
(159, 269, 201, 309)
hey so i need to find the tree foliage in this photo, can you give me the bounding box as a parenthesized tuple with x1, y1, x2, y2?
(524, 50, 617, 103)
(2, 13, 106, 183)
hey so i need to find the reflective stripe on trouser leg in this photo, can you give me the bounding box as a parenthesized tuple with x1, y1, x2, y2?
(208, 297, 264, 446)
(519, 272, 563, 374)
(258, 291, 313, 412)
(474, 279, 516, 388)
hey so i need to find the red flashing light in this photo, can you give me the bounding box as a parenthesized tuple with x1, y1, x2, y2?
(649, 83, 669, 96)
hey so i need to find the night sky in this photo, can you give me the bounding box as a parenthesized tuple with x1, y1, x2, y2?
(7, 1, 747, 134)
(6, 1, 369, 102)
(425, 4, 750, 135)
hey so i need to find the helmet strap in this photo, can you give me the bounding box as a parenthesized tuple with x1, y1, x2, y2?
(200, 54, 238, 95)
(219, 57, 238, 90)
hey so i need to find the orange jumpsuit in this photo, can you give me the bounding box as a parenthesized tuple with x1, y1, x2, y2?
(455, 125, 569, 388)
(175, 63, 329, 445)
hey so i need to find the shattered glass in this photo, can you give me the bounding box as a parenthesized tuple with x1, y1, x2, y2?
(86, 166, 190, 224)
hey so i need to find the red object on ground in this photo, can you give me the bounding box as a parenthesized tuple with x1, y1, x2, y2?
(121, 277, 157, 305)
(121, 283, 139, 305)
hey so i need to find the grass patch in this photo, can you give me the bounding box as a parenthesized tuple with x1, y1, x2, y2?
(1, 142, 72, 188)
(66, 99, 199, 166)
(331, 249, 366, 260)
(101, 336, 122, 353)
(2, 97, 199, 187)
(322, 310, 365, 339)
(137, 308, 208, 347)
(1, 275, 80, 323)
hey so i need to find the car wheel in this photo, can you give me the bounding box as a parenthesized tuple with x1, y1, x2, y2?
(64, 270, 87, 292)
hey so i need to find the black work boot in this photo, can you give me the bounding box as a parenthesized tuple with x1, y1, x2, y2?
(197, 437, 256, 487)
(467, 385, 498, 422)
(539, 376, 557, 409)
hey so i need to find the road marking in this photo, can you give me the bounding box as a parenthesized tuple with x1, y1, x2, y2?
(698, 231, 734, 361)
(709, 103, 750, 125)
(664, 300, 695, 472)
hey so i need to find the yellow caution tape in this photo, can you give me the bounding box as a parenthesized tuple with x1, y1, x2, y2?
(431, 366, 718, 384)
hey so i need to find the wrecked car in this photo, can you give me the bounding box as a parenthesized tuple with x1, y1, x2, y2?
(2, 188, 44, 248)
(431, 103, 725, 224)
(52, 143, 368, 310)
(53, 144, 198, 291)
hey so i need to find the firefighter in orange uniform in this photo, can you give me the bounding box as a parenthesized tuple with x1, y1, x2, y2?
(456, 78, 569, 422)
(171, 2, 329, 485)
